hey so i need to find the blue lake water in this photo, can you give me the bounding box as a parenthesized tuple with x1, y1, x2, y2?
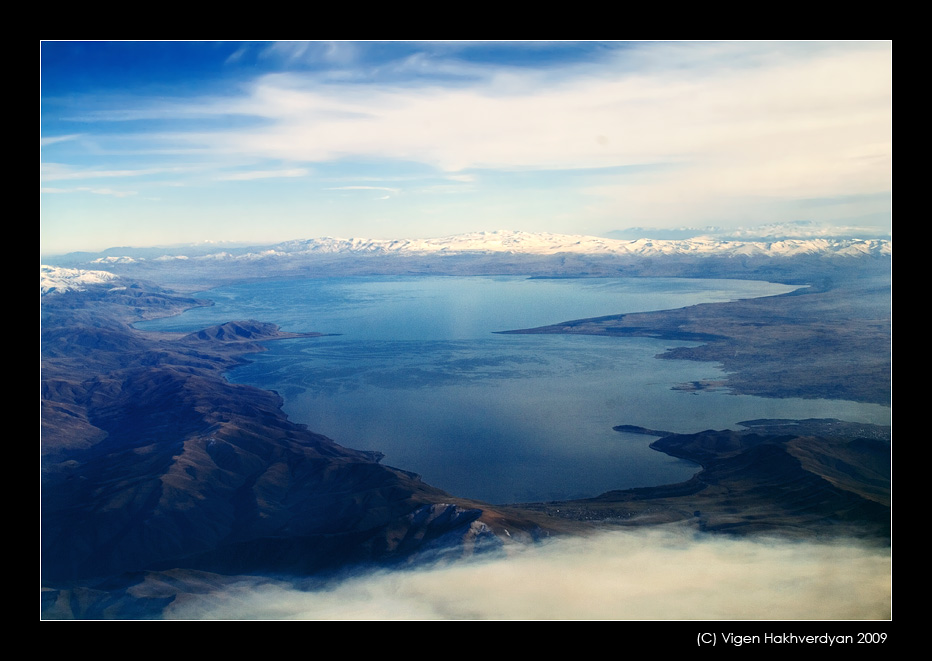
(138, 276, 891, 504)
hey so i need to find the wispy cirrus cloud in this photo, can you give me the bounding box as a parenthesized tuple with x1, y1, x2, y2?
(41, 134, 82, 148)
(258, 41, 361, 67)
(58, 43, 889, 173)
(150, 43, 890, 210)
(216, 168, 309, 181)
(41, 186, 137, 197)
(40, 162, 181, 182)
(325, 185, 400, 193)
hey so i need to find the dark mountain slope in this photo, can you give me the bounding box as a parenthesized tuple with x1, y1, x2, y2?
(41, 281, 553, 587)
(523, 419, 890, 540)
(41, 270, 891, 618)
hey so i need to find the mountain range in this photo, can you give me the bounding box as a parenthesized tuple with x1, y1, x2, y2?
(75, 230, 890, 264)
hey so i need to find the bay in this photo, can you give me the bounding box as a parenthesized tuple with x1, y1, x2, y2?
(138, 276, 890, 504)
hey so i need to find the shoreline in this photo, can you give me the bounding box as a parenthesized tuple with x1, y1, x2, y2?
(41, 271, 891, 618)
(497, 276, 891, 407)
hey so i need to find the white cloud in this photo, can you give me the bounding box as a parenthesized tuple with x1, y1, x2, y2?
(44, 42, 892, 241)
(82, 187, 137, 197)
(326, 185, 400, 193)
(216, 168, 309, 181)
(147, 43, 888, 220)
(40, 162, 177, 182)
(41, 185, 137, 197)
(41, 134, 82, 148)
(259, 41, 361, 67)
(166, 528, 891, 620)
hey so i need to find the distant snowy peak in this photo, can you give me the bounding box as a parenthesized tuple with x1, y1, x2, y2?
(261, 231, 890, 259)
(62, 231, 893, 266)
(41, 265, 120, 295)
(91, 255, 138, 264)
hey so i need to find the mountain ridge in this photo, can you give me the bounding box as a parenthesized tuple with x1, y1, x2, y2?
(89, 230, 892, 262)
(42, 230, 891, 268)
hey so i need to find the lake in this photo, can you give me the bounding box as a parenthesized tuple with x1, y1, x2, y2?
(138, 276, 891, 504)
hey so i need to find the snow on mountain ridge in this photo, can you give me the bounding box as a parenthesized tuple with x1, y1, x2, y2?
(250, 231, 890, 260)
(91, 255, 138, 264)
(58, 231, 892, 265)
(41, 265, 120, 295)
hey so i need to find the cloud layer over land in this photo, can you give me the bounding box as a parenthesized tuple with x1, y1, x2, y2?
(168, 529, 891, 620)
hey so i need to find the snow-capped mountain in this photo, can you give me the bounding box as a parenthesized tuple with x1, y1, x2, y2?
(86, 230, 892, 264)
(41, 265, 120, 295)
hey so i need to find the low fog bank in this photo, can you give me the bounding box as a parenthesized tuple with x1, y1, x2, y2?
(166, 528, 891, 620)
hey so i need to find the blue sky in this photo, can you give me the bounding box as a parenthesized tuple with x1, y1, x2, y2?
(40, 41, 891, 254)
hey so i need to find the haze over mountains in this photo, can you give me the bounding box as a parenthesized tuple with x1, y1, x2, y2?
(49, 229, 891, 264)
(604, 220, 891, 241)
(43, 230, 892, 297)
